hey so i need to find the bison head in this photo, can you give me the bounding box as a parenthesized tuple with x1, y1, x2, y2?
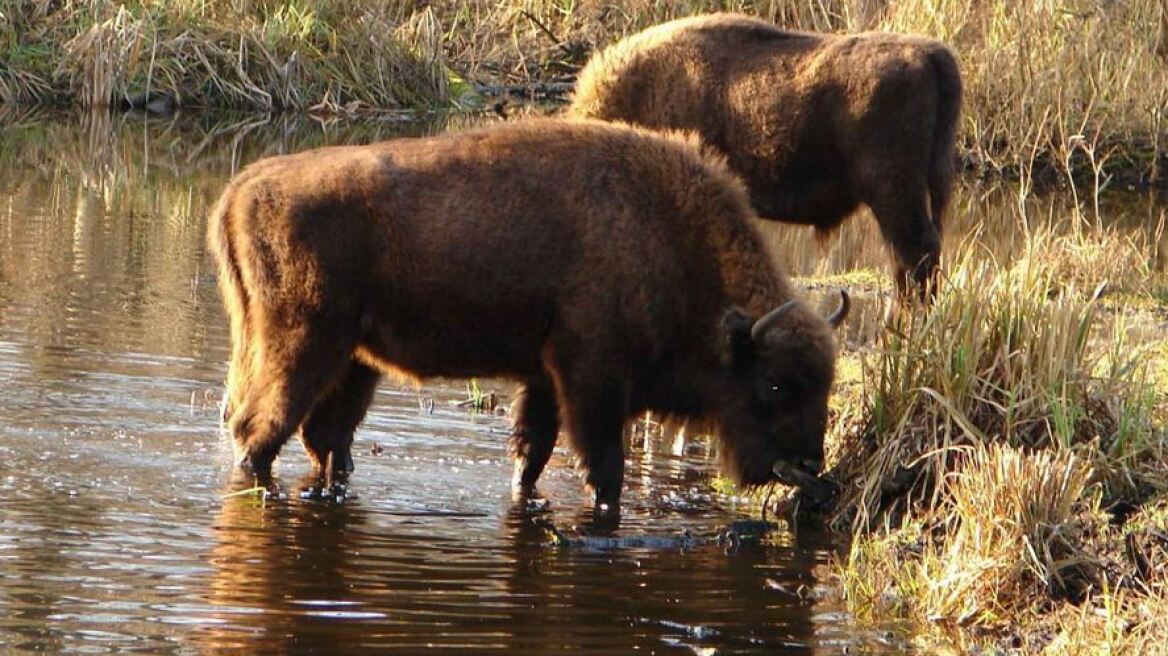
(715, 290, 849, 489)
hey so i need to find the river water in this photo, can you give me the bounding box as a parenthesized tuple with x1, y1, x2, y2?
(0, 109, 1162, 654)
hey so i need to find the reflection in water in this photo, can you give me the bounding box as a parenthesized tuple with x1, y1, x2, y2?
(202, 478, 378, 653)
(194, 476, 832, 654)
(499, 505, 826, 654)
(0, 111, 1162, 654)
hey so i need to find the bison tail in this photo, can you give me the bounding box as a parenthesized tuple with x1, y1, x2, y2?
(207, 190, 254, 426)
(927, 45, 963, 236)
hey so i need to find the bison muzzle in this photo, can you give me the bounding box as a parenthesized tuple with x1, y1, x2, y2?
(208, 118, 848, 508)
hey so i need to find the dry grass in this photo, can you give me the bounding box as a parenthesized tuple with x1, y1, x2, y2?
(878, 445, 1095, 625)
(2, 1, 1165, 180)
(1041, 584, 1168, 656)
(840, 477, 1168, 655)
(819, 197, 1168, 651)
(2, 0, 454, 111)
(841, 444, 1092, 610)
(871, 0, 1168, 183)
(826, 224, 1165, 532)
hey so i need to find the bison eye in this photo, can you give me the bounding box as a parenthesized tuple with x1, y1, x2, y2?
(762, 378, 805, 407)
(758, 379, 785, 404)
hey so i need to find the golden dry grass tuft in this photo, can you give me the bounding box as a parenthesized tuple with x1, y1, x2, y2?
(910, 444, 1095, 624)
(840, 474, 1168, 655)
(2, 0, 454, 111)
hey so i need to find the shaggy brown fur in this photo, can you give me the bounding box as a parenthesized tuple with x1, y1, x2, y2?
(570, 13, 963, 298)
(208, 118, 847, 506)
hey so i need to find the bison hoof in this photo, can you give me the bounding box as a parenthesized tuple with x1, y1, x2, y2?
(299, 481, 354, 504)
(524, 497, 552, 514)
(592, 499, 621, 516)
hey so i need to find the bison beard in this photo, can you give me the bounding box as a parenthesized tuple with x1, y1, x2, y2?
(570, 13, 963, 301)
(208, 118, 848, 508)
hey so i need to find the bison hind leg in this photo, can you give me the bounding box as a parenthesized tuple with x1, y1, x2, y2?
(508, 377, 560, 496)
(228, 323, 358, 482)
(298, 361, 381, 484)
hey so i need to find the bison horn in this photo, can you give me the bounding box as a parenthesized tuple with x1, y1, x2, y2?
(827, 289, 850, 328)
(750, 299, 799, 342)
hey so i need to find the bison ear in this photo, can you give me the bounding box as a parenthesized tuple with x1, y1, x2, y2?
(721, 307, 754, 365)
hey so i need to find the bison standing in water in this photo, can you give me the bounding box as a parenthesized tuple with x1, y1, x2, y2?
(209, 118, 848, 507)
(571, 14, 963, 299)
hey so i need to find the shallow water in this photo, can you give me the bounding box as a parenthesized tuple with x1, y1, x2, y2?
(0, 110, 907, 655)
(0, 109, 1162, 654)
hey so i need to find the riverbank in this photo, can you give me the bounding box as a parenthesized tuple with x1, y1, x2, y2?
(2, 1, 1166, 185)
(777, 211, 1168, 653)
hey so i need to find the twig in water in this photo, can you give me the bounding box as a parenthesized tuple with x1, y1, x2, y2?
(221, 486, 267, 499)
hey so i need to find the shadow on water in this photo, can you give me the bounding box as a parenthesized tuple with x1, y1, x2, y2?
(0, 109, 1163, 654)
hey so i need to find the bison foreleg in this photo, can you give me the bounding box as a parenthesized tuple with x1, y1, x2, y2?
(508, 378, 560, 494)
(555, 376, 630, 510)
(867, 183, 941, 302)
(299, 361, 380, 482)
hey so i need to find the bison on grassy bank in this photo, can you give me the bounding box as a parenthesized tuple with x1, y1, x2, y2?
(571, 14, 963, 299)
(209, 118, 848, 507)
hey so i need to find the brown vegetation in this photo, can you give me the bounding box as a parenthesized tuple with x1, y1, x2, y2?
(0, 1, 452, 111)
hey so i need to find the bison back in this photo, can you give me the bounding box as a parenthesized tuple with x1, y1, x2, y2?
(209, 119, 780, 381)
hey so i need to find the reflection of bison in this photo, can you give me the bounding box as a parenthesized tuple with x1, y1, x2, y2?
(209, 118, 847, 507)
(571, 14, 963, 298)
